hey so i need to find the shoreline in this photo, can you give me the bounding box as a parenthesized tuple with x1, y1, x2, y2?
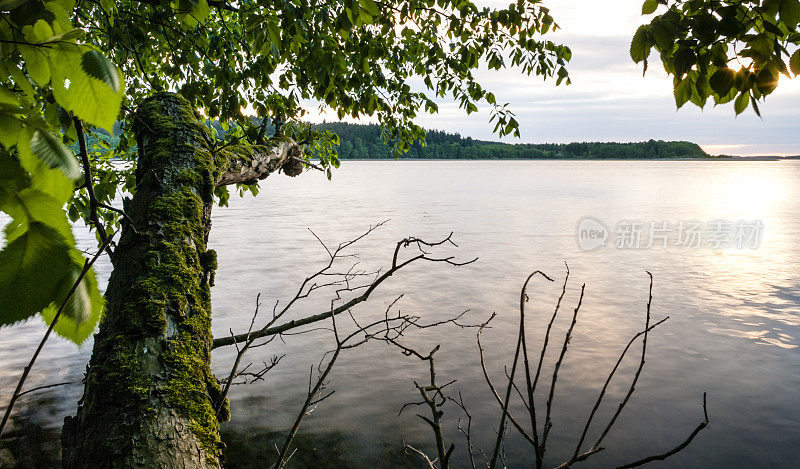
(329, 156, 790, 161)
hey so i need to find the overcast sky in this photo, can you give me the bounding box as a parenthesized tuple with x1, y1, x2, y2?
(310, 0, 800, 156)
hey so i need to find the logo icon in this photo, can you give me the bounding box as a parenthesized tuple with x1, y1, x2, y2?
(577, 217, 608, 251)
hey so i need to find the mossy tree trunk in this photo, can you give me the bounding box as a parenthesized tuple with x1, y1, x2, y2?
(61, 93, 301, 468)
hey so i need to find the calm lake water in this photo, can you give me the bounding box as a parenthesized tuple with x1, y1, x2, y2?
(2, 160, 799, 467)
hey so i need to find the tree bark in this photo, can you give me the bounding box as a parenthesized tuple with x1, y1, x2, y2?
(61, 92, 300, 468)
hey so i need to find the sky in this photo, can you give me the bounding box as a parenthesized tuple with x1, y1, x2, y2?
(306, 0, 800, 156)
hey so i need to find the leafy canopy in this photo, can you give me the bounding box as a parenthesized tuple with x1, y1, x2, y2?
(633, 0, 800, 115)
(0, 0, 571, 342)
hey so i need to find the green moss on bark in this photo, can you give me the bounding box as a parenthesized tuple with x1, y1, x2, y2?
(63, 93, 231, 468)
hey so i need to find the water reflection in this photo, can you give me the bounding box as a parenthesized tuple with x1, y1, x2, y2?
(1, 160, 799, 467)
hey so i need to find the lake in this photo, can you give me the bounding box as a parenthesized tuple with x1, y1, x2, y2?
(2, 160, 799, 467)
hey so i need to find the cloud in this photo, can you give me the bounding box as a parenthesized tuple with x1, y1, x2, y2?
(304, 0, 800, 156)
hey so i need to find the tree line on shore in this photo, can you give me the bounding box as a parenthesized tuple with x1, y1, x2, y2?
(314, 122, 710, 160)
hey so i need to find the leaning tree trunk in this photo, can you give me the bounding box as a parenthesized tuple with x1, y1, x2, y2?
(61, 93, 302, 468)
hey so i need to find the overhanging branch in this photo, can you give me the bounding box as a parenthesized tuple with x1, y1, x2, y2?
(216, 140, 304, 186)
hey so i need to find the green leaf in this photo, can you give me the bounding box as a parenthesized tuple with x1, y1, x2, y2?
(630, 25, 652, 63)
(709, 67, 735, 96)
(359, 0, 380, 16)
(40, 252, 104, 345)
(650, 19, 674, 51)
(19, 45, 51, 86)
(51, 44, 123, 132)
(17, 128, 75, 204)
(30, 129, 81, 180)
(0, 222, 73, 327)
(194, 0, 211, 18)
(0, 86, 19, 108)
(734, 91, 749, 115)
(751, 96, 762, 118)
(0, 152, 30, 208)
(673, 48, 696, 77)
(780, 0, 800, 29)
(1, 188, 74, 243)
(642, 0, 658, 14)
(81, 50, 121, 92)
(0, 114, 23, 149)
(756, 66, 779, 95)
(674, 77, 692, 108)
(790, 49, 800, 76)
(7, 66, 34, 101)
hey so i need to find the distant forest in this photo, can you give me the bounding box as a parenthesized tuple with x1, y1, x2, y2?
(314, 122, 710, 159)
(89, 121, 710, 160)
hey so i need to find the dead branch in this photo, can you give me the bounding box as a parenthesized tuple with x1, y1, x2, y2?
(563, 316, 670, 468)
(473, 269, 708, 469)
(616, 392, 709, 468)
(565, 272, 655, 466)
(213, 225, 476, 349)
(272, 292, 475, 468)
(450, 391, 479, 469)
(489, 271, 554, 468)
(388, 307, 488, 469)
(540, 283, 585, 456)
(406, 345, 451, 468)
(476, 314, 538, 449)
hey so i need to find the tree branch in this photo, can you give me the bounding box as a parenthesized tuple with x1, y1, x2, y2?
(616, 393, 709, 468)
(75, 118, 115, 259)
(212, 231, 476, 349)
(216, 140, 304, 186)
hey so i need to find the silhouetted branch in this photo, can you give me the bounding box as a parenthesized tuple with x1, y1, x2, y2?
(470, 269, 707, 469)
(215, 294, 284, 415)
(616, 393, 709, 468)
(568, 272, 655, 466)
(272, 287, 476, 468)
(489, 271, 553, 468)
(541, 283, 585, 455)
(213, 224, 476, 349)
(476, 314, 538, 449)
(564, 316, 670, 467)
(450, 391, 479, 469)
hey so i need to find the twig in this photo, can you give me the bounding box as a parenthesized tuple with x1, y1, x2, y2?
(477, 314, 538, 448)
(585, 273, 653, 453)
(489, 271, 553, 469)
(215, 294, 266, 416)
(540, 283, 585, 457)
(563, 317, 669, 467)
(75, 117, 114, 259)
(13, 381, 73, 400)
(450, 392, 478, 469)
(213, 227, 476, 349)
(616, 393, 709, 468)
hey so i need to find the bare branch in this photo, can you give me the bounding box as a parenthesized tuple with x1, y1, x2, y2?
(584, 272, 653, 454)
(476, 314, 538, 449)
(562, 316, 670, 468)
(489, 271, 554, 468)
(541, 283, 586, 456)
(616, 393, 709, 468)
(213, 227, 476, 349)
